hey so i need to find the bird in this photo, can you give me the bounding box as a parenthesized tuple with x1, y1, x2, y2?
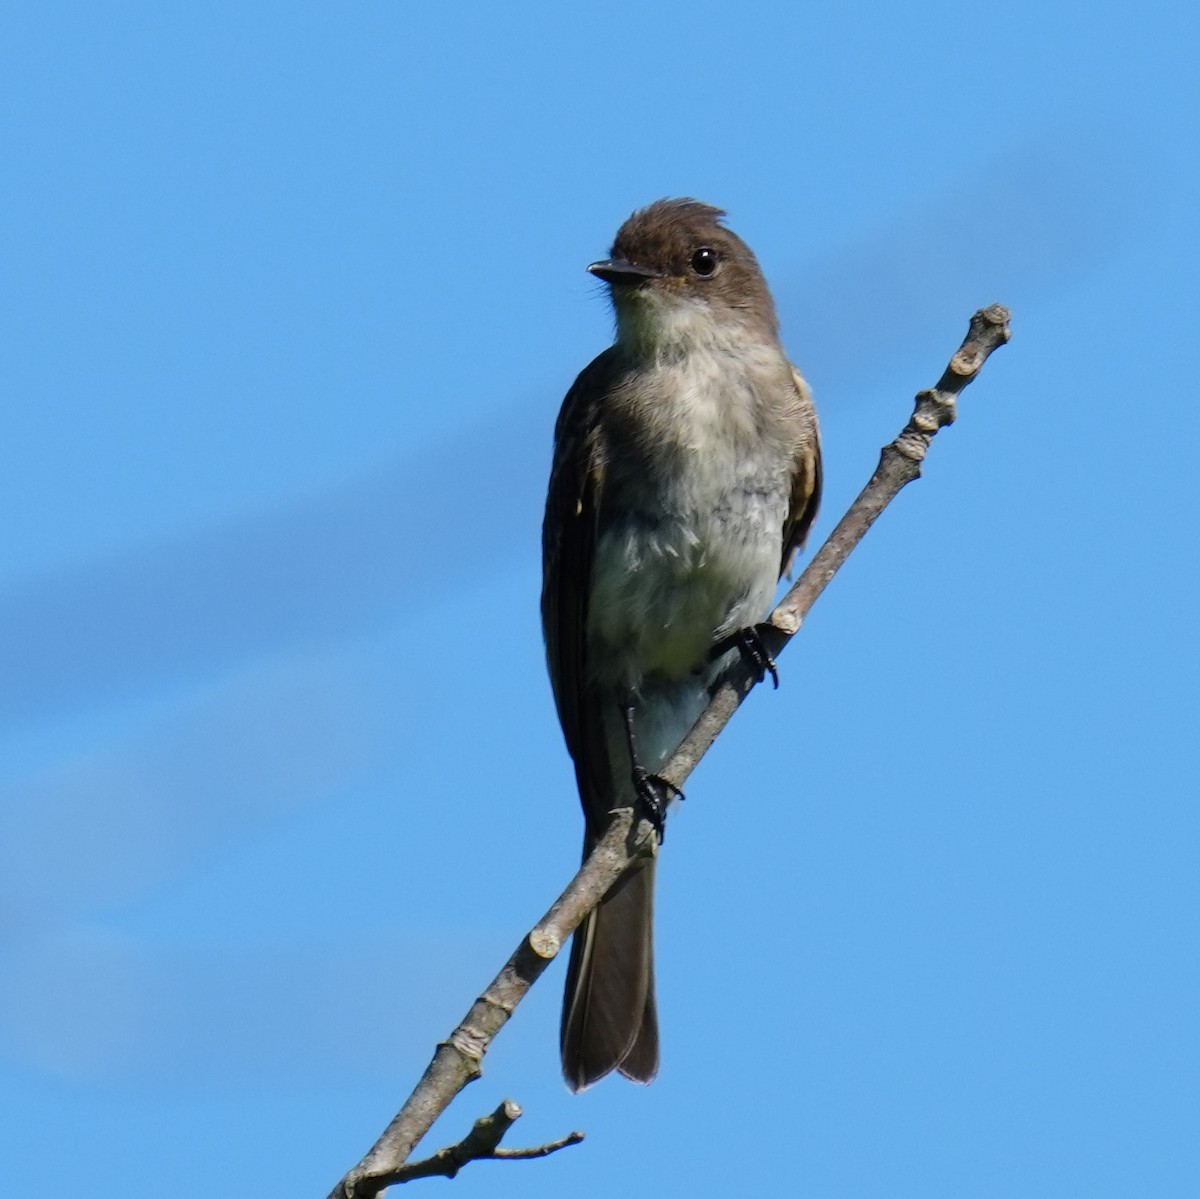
(541, 198, 822, 1091)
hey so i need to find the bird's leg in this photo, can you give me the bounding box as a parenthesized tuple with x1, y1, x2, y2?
(618, 693, 684, 842)
(712, 624, 779, 689)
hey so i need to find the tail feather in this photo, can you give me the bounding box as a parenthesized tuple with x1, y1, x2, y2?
(617, 953, 658, 1083)
(560, 859, 658, 1091)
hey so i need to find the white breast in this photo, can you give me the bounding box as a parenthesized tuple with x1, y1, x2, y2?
(588, 305, 792, 685)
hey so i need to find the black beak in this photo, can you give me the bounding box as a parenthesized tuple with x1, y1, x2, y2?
(587, 258, 663, 286)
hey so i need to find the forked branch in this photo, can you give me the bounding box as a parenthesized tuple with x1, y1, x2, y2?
(365, 1101, 582, 1186)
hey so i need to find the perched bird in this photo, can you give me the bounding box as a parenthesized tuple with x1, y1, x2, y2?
(542, 199, 822, 1091)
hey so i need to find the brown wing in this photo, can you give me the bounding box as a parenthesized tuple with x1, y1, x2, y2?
(780, 364, 823, 577)
(541, 351, 616, 818)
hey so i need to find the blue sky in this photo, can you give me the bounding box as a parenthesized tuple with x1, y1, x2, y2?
(2, 2, 1197, 1195)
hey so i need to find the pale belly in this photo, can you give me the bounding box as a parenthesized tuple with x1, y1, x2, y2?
(587, 489, 785, 685)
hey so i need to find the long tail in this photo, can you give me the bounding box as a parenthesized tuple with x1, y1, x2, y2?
(559, 671, 715, 1091)
(559, 853, 658, 1092)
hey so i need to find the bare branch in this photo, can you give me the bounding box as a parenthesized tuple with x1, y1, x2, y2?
(371, 1100, 583, 1185)
(327, 305, 1011, 1198)
(328, 810, 651, 1198)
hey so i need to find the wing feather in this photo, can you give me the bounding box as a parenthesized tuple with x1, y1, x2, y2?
(780, 365, 823, 576)
(541, 352, 617, 824)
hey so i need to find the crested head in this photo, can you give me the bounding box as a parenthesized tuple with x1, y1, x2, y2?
(590, 198, 779, 353)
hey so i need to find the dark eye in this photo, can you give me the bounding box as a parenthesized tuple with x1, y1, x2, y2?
(690, 247, 720, 276)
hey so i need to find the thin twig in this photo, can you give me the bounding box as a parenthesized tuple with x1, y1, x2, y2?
(491, 1131, 587, 1161)
(327, 305, 1011, 1198)
(370, 1100, 583, 1186)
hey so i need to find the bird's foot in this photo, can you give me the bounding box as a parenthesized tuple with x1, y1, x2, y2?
(715, 624, 779, 689)
(630, 767, 684, 842)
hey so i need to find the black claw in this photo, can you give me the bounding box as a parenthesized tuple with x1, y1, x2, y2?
(618, 694, 685, 844)
(716, 626, 779, 688)
(630, 767, 683, 841)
